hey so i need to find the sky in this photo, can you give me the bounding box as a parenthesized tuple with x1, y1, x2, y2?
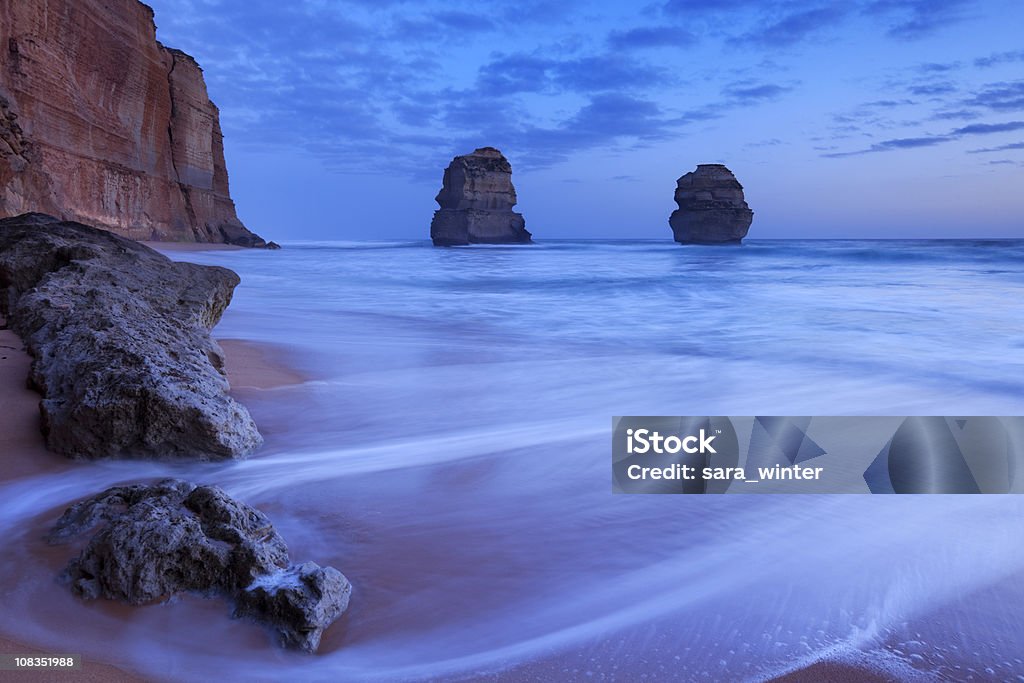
(144, 0, 1024, 240)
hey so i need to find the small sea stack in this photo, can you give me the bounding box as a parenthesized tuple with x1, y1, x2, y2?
(668, 164, 754, 244)
(430, 147, 532, 246)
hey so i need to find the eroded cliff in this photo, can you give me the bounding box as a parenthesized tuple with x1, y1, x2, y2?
(0, 0, 269, 246)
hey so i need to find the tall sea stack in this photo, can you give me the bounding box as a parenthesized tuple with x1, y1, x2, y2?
(0, 0, 270, 247)
(669, 164, 753, 244)
(430, 147, 532, 246)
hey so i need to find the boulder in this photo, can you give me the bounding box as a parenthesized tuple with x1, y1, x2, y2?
(430, 147, 532, 246)
(668, 164, 754, 244)
(49, 479, 351, 653)
(0, 213, 262, 459)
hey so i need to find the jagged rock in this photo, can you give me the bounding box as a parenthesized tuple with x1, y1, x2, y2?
(235, 562, 351, 652)
(0, 0, 271, 247)
(49, 479, 351, 653)
(668, 164, 754, 244)
(430, 147, 532, 246)
(0, 213, 262, 459)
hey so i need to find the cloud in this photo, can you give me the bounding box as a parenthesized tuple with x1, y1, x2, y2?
(965, 81, 1024, 112)
(722, 82, 792, 101)
(476, 54, 557, 94)
(475, 52, 669, 95)
(739, 6, 848, 46)
(865, 0, 972, 39)
(662, 0, 769, 15)
(552, 55, 671, 92)
(823, 120, 1024, 157)
(930, 109, 978, 121)
(431, 10, 496, 32)
(967, 141, 1024, 154)
(908, 82, 956, 96)
(974, 50, 1024, 68)
(607, 26, 696, 50)
(917, 61, 960, 73)
(952, 121, 1024, 135)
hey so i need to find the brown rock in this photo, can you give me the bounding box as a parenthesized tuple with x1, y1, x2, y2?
(0, 0, 271, 247)
(430, 147, 532, 246)
(669, 164, 754, 244)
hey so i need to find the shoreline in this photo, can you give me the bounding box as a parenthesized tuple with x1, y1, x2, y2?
(140, 241, 245, 252)
(0, 321, 305, 681)
(0, 315, 996, 681)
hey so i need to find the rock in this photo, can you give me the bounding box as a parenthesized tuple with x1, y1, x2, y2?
(235, 562, 352, 652)
(430, 147, 532, 246)
(49, 479, 351, 653)
(0, 0, 272, 247)
(668, 164, 754, 244)
(0, 213, 262, 459)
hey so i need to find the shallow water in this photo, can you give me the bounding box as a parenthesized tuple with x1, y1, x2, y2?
(3, 239, 1024, 681)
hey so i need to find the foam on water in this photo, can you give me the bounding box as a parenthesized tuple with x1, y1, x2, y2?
(2, 239, 1024, 681)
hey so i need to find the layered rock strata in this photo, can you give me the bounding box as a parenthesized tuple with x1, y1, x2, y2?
(430, 147, 532, 246)
(0, 0, 271, 247)
(0, 213, 262, 459)
(668, 164, 754, 244)
(49, 479, 351, 653)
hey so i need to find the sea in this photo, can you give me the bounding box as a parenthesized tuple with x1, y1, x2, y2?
(3, 239, 1024, 681)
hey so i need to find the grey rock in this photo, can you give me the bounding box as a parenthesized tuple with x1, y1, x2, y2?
(430, 147, 532, 246)
(668, 164, 754, 244)
(0, 212, 262, 459)
(235, 562, 352, 652)
(49, 479, 351, 653)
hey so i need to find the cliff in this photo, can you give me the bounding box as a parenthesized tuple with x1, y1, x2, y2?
(0, 0, 270, 246)
(669, 164, 754, 244)
(430, 147, 532, 246)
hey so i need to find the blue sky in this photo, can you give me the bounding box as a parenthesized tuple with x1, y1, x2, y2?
(146, 0, 1024, 239)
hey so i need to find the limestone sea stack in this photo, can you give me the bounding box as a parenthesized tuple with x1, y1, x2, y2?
(430, 147, 532, 246)
(49, 479, 351, 652)
(0, 0, 272, 247)
(0, 213, 262, 459)
(668, 164, 754, 244)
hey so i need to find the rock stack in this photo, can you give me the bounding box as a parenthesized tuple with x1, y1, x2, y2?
(668, 164, 754, 244)
(430, 147, 532, 246)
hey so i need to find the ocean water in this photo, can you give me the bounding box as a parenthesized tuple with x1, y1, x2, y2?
(3, 239, 1024, 681)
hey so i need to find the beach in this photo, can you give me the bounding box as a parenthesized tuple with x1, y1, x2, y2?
(0, 310, 305, 682)
(3, 240, 1024, 681)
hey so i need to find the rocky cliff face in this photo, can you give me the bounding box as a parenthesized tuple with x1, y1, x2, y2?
(669, 164, 754, 244)
(0, 0, 269, 246)
(430, 147, 532, 246)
